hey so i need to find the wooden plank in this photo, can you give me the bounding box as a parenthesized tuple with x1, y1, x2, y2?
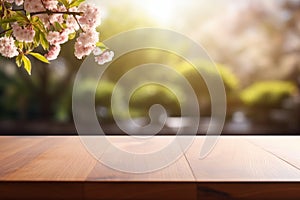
(84, 182, 197, 200)
(186, 137, 300, 181)
(87, 136, 195, 181)
(3, 137, 97, 181)
(1, 136, 300, 200)
(197, 183, 300, 200)
(0, 137, 63, 179)
(245, 136, 300, 170)
(0, 136, 45, 161)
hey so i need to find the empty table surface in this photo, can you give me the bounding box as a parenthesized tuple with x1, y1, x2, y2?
(1, 136, 300, 200)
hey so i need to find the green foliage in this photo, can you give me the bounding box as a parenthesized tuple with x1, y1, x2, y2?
(179, 59, 239, 93)
(98, 46, 240, 117)
(218, 65, 239, 92)
(0, 63, 39, 119)
(96, 81, 115, 107)
(130, 84, 180, 117)
(176, 59, 241, 116)
(240, 81, 297, 108)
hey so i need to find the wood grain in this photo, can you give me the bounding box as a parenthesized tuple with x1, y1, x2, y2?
(185, 136, 300, 181)
(245, 136, 300, 170)
(0, 137, 62, 178)
(3, 137, 97, 181)
(0, 136, 45, 161)
(1, 136, 300, 200)
(87, 136, 195, 181)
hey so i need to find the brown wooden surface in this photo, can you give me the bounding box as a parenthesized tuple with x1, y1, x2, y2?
(186, 136, 300, 181)
(245, 136, 300, 170)
(87, 136, 195, 181)
(1, 136, 300, 199)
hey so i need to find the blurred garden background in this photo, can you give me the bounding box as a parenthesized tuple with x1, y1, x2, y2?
(0, 0, 299, 135)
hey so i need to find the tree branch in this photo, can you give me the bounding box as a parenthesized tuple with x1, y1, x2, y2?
(30, 11, 83, 16)
(0, 28, 12, 36)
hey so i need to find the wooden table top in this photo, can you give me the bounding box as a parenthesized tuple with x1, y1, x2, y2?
(1, 136, 300, 199)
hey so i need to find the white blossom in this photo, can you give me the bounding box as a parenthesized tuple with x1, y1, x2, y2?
(0, 37, 19, 58)
(95, 51, 114, 65)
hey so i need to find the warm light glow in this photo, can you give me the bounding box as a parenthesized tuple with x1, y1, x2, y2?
(135, 0, 178, 25)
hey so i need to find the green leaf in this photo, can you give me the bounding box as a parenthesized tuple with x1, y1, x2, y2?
(96, 42, 107, 51)
(68, 32, 76, 40)
(58, 0, 69, 7)
(0, 18, 17, 24)
(16, 55, 22, 67)
(69, 0, 85, 7)
(1, 22, 10, 31)
(33, 29, 40, 47)
(35, 19, 47, 34)
(63, 14, 68, 20)
(5, 29, 13, 37)
(54, 22, 63, 32)
(40, 32, 49, 50)
(29, 52, 50, 64)
(21, 55, 32, 75)
(61, 23, 67, 29)
(15, 11, 30, 23)
(30, 16, 40, 23)
(17, 41, 24, 50)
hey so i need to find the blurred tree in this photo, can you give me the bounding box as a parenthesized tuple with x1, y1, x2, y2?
(240, 81, 297, 108)
(240, 80, 297, 123)
(130, 84, 181, 117)
(196, 0, 300, 86)
(178, 59, 240, 116)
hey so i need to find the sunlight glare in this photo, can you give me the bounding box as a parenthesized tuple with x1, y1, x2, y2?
(136, 0, 178, 25)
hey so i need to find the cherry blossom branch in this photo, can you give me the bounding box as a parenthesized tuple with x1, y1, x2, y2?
(30, 10, 83, 16)
(11, 8, 24, 12)
(10, 7, 84, 16)
(73, 14, 85, 32)
(0, 0, 113, 75)
(0, 28, 12, 36)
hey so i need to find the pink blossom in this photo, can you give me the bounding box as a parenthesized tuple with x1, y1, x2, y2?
(93, 47, 103, 56)
(74, 42, 95, 59)
(76, 29, 99, 47)
(66, 15, 80, 32)
(78, 3, 101, 30)
(12, 23, 35, 43)
(43, 0, 58, 11)
(3, 0, 108, 65)
(45, 45, 61, 60)
(0, 37, 19, 58)
(24, 0, 58, 12)
(36, 14, 50, 28)
(47, 31, 68, 45)
(49, 14, 64, 25)
(24, 0, 45, 12)
(95, 51, 114, 65)
(74, 29, 99, 59)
